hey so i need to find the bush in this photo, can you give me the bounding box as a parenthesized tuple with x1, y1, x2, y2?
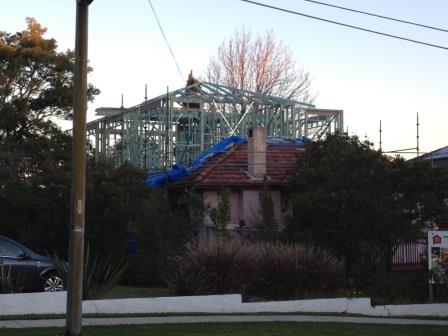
(166, 239, 256, 296)
(253, 243, 343, 300)
(53, 245, 127, 300)
(165, 239, 344, 300)
(122, 189, 201, 287)
(364, 270, 428, 305)
(430, 268, 448, 302)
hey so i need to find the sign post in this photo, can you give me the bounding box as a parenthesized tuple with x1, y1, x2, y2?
(427, 230, 448, 301)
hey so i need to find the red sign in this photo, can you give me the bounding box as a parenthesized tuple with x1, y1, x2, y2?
(433, 235, 442, 244)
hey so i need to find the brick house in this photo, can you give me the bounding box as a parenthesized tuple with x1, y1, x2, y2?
(169, 127, 304, 231)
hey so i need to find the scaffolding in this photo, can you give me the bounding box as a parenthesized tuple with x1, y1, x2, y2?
(86, 82, 343, 169)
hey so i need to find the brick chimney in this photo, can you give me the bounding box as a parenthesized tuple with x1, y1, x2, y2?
(248, 127, 266, 178)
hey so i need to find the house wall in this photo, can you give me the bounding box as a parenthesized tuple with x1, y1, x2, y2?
(240, 189, 286, 228)
(203, 188, 286, 229)
(203, 190, 241, 228)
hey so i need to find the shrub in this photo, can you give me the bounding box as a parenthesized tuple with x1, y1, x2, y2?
(430, 268, 448, 302)
(122, 189, 201, 287)
(365, 270, 428, 305)
(53, 245, 127, 300)
(252, 243, 343, 300)
(165, 239, 256, 296)
(165, 239, 344, 300)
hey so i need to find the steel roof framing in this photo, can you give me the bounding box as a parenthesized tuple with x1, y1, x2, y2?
(86, 82, 342, 169)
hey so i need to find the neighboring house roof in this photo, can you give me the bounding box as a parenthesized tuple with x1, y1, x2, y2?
(408, 146, 448, 167)
(170, 141, 304, 189)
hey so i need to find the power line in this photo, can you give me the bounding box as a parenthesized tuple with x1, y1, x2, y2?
(241, 0, 448, 51)
(300, 0, 448, 33)
(146, 0, 184, 82)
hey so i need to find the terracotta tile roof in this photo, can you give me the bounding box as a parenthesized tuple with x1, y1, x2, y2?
(171, 142, 304, 189)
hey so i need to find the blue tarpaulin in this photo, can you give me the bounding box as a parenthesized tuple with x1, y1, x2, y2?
(266, 136, 311, 147)
(191, 135, 246, 170)
(145, 136, 245, 187)
(145, 135, 309, 187)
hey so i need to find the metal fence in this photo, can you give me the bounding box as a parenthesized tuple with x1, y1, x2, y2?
(391, 241, 426, 270)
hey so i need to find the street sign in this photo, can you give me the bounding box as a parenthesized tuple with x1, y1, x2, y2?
(428, 230, 448, 271)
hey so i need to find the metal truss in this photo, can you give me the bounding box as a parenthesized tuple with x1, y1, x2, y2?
(86, 82, 343, 169)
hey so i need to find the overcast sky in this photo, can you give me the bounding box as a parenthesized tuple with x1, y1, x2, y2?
(2, 0, 447, 157)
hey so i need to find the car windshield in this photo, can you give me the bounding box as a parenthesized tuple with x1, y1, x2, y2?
(0, 239, 25, 257)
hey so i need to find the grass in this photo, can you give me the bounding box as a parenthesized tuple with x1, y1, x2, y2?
(1, 322, 448, 336)
(103, 286, 174, 299)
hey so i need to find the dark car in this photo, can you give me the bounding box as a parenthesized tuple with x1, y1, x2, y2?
(0, 235, 64, 293)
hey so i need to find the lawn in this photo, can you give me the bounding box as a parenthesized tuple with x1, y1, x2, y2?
(1, 322, 447, 336)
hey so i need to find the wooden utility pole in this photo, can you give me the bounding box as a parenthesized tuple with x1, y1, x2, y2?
(66, 1, 93, 335)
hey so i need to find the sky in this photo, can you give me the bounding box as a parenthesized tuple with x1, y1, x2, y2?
(1, 0, 447, 157)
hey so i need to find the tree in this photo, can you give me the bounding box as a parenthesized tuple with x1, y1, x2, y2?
(209, 187, 231, 232)
(0, 17, 99, 140)
(0, 128, 74, 256)
(205, 28, 313, 102)
(0, 19, 202, 287)
(286, 133, 448, 280)
(0, 18, 98, 255)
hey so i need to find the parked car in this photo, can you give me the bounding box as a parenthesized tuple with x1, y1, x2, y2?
(0, 235, 64, 293)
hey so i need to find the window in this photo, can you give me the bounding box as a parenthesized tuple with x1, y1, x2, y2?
(0, 240, 24, 257)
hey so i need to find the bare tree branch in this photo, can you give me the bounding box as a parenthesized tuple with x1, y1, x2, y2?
(205, 28, 314, 104)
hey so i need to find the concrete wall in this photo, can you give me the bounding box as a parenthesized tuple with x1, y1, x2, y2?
(0, 292, 67, 315)
(2, 292, 448, 317)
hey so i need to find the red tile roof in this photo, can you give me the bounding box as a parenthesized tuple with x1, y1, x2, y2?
(171, 142, 304, 189)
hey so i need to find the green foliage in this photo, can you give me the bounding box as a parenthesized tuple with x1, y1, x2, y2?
(257, 181, 277, 241)
(286, 133, 448, 282)
(430, 267, 448, 301)
(0, 19, 201, 290)
(84, 162, 149, 260)
(53, 245, 128, 300)
(82, 245, 128, 300)
(123, 187, 200, 287)
(0, 18, 98, 257)
(184, 188, 205, 228)
(359, 269, 428, 305)
(0, 129, 72, 256)
(209, 187, 231, 232)
(0, 17, 99, 140)
(166, 239, 344, 300)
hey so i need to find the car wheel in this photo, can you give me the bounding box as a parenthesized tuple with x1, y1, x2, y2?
(43, 273, 64, 292)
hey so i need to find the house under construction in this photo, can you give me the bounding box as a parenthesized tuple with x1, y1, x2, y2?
(86, 82, 343, 169)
